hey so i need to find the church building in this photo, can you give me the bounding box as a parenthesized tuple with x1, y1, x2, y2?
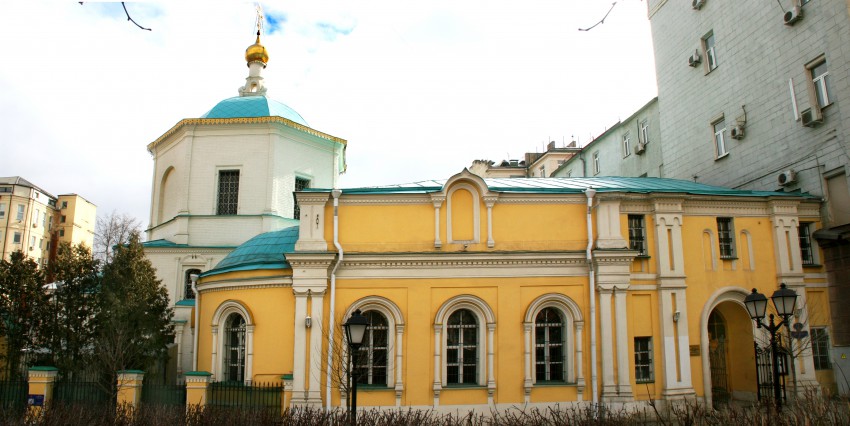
(144, 31, 834, 411)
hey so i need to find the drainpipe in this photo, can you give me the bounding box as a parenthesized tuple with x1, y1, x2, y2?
(584, 187, 598, 404)
(190, 273, 200, 372)
(326, 189, 343, 411)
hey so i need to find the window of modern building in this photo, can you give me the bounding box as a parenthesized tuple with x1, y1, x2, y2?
(29, 236, 35, 248)
(293, 177, 310, 219)
(593, 152, 600, 175)
(640, 119, 650, 144)
(16, 204, 24, 221)
(540, 165, 546, 178)
(702, 31, 717, 72)
(355, 310, 389, 386)
(713, 118, 728, 158)
(0, 203, 5, 219)
(634, 337, 654, 383)
(799, 222, 816, 266)
(60, 215, 66, 223)
(535, 307, 565, 382)
(42, 212, 47, 228)
(628, 215, 647, 256)
(622, 132, 631, 157)
(217, 170, 240, 215)
(808, 58, 831, 109)
(717, 217, 736, 259)
(826, 172, 850, 225)
(13, 232, 21, 244)
(34, 209, 40, 226)
(185, 269, 201, 300)
(446, 309, 478, 385)
(59, 229, 65, 237)
(224, 313, 247, 382)
(61, 201, 67, 209)
(811, 327, 831, 370)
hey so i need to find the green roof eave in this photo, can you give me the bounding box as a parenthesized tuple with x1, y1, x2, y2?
(141, 240, 237, 250)
(201, 261, 290, 278)
(176, 299, 196, 307)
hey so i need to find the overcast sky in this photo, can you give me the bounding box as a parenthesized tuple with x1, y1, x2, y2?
(0, 1, 657, 230)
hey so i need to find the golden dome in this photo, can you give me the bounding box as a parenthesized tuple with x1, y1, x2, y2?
(245, 31, 269, 66)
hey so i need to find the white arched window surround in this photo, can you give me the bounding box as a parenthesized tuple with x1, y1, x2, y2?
(211, 300, 254, 384)
(446, 183, 481, 244)
(433, 295, 496, 404)
(342, 296, 405, 406)
(523, 294, 584, 400)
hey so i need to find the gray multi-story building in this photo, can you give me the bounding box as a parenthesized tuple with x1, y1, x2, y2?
(648, 0, 850, 394)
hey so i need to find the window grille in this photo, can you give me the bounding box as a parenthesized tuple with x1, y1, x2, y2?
(634, 337, 654, 383)
(217, 170, 240, 215)
(293, 177, 310, 219)
(628, 215, 647, 256)
(446, 309, 478, 385)
(717, 217, 736, 259)
(224, 314, 246, 382)
(535, 308, 565, 382)
(799, 223, 815, 266)
(185, 269, 201, 300)
(811, 327, 831, 370)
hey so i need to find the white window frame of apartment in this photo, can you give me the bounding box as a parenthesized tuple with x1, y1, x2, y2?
(593, 152, 600, 175)
(806, 56, 831, 110)
(640, 119, 650, 144)
(16, 204, 24, 221)
(702, 31, 717, 73)
(712, 117, 728, 159)
(622, 132, 631, 157)
(29, 236, 35, 249)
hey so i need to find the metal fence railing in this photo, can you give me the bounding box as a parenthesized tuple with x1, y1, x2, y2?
(141, 379, 186, 407)
(208, 381, 283, 415)
(0, 374, 28, 414)
(54, 372, 111, 406)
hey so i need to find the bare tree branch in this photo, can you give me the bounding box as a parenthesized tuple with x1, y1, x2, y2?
(122, 2, 151, 31)
(579, 2, 617, 32)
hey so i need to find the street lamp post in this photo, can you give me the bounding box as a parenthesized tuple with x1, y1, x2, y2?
(343, 309, 368, 426)
(744, 283, 798, 410)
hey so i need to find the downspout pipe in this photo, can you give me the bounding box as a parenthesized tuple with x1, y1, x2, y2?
(190, 273, 200, 372)
(584, 187, 598, 404)
(326, 189, 343, 412)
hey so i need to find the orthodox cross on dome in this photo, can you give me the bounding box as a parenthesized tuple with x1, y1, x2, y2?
(239, 3, 269, 97)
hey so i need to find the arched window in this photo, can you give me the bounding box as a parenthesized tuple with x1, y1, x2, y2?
(535, 307, 565, 382)
(446, 309, 478, 385)
(354, 310, 389, 386)
(224, 313, 246, 382)
(184, 269, 201, 300)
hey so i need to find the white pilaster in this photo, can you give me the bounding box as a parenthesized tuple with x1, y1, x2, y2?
(292, 291, 309, 404)
(614, 289, 633, 399)
(307, 290, 325, 405)
(598, 288, 617, 398)
(431, 195, 445, 248)
(484, 195, 498, 248)
(432, 324, 442, 406)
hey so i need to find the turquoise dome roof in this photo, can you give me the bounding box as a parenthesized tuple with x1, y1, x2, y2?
(201, 96, 308, 126)
(204, 226, 299, 276)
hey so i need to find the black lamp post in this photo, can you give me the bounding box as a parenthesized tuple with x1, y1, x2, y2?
(744, 283, 798, 410)
(343, 309, 368, 426)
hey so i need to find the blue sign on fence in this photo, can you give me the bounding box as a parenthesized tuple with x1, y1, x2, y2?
(28, 394, 44, 406)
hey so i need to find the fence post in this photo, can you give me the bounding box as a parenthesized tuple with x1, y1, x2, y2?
(282, 373, 294, 411)
(185, 371, 212, 409)
(116, 370, 145, 410)
(27, 366, 58, 414)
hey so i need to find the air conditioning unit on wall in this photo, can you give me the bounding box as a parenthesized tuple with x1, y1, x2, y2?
(693, 0, 706, 10)
(688, 50, 702, 67)
(784, 6, 803, 26)
(778, 170, 797, 186)
(730, 125, 745, 140)
(635, 142, 647, 154)
(801, 108, 823, 127)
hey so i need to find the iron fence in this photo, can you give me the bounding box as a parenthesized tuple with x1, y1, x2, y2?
(141, 379, 186, 407)
(54, 371, 111, 406)
(208, 381, 283, 415)
(0, 374, 27, 414)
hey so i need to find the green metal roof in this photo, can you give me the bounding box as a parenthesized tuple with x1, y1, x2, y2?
(141, 240, 235, 250)
(201, 96, 308, 126)
(306, 177, 815, 198)
(202, 226, 299, 277)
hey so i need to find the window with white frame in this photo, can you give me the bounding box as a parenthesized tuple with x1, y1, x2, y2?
(640, 119, 650, 144)
(628, 215, 647, 256)
(16, 204, 24, 221)
(713, 118, 728, 158)
(634, 337, 654, 383)
(593, 152, 600, 175)
(0, 203, 5, 219)
(446, 309, 478, 385)
(799, 222, 816, 266)
(13, 232, 21, 244)
(29, 236, 35, 248)
(540, 165, 546, 178)
(622, 132, 631, 157)
(702, 31, 717, 72)
(223, 313, 247, 382)
(535, 308, 565, 382)
(34, 209, 40, 226)
(217, 170, 240, 215)
(354, 310, 389, 386)
(717, 217, 736, 259)
(811, 327, 831, 370)
(808, 58, 831, 109)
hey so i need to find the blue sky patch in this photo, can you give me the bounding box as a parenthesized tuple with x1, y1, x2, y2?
(316, 21, 354, 41)
(265, 13, 286, 34)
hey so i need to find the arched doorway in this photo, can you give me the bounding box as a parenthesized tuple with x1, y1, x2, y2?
(706, 300, 758, 407)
